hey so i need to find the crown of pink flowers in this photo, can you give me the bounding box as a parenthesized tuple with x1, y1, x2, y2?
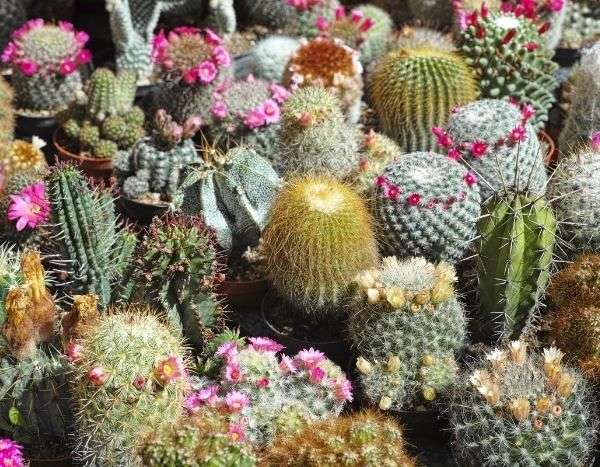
(501, 0, 565, 20)
(287, 0, 323, 11)
(315, 7, 375, 46)
(2, 19, 91, 77)
(152, 27, 230, 86)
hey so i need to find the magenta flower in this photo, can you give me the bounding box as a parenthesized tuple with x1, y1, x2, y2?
(590, 131, 600, 150)
(0, 438, 24, 467)
(510, 125, 527, 143)
(154, 355, 185, 385)
(279, 354, 297, 374)
(184, 385, 220, 413)
(359, 18, 375, 32)
(212, 46, 231, 67)
(216, 341, 238, 361)
(470, 140, 488, 158)
(88, 366, 108, 386)
(447, 148, 461, 161)
(183, 68, 199, 85)
(257, 377, 270, 388)
(464, 171, 478, 187)
(197, 60, 218, 84)
(1, 43, 15, 63)
(407, 193, 422, 207)
(133, 375, 146, 390)
(228, 423, 246, 442)
(248, 337, 284, 353)
(76, 49, 92, 65)
(432, 127, 453, 148)
(309, 366, 326, 384)
(316, 16, 330, 31)
(59, 59, 77, 76)
(58, 20, 75, 32)
(65, 341, 83, 363)
(270, 84, 290, 104)
(521, 103, 535, 122)
(224, 390, 250, 413)
(260, 100, 281, 125)
(375, 175, 388, 187)
(333, 377, 353, 402)
(295, 348, 325, 369)
(244, 109, 266, 129)
(75, 30, 89, 45)
(350, 9, 364, 22)
(225, 362, 243, 383)
(17, 60, 39, 76)
(8, 182, 50, 231)
(211, 101, 228, 119)
(204, 28, 223, 46)
(335, 5, 346, 19)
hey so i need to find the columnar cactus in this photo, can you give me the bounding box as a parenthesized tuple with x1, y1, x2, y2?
(350, 257, 467, 410)
(373, 151, 481, 263)
(476, 193, 556, 340)
(262, 175, 378, 315)
(176, 145, 280, 254)
(0, 0, 25, 52)
(369, 46, 479, 152)
(70, 305, 190, 467)
(237, 35, 301, 83)
(283, 37, 363, 123)
(560, 0, 600, 48)
(458, 8, 559, 129)
(1, 19, 91, 114)
(442, 99, 547, 200)
(450, 342, 598, 467)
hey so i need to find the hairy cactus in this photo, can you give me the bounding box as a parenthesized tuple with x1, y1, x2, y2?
(265, 410, 415, 466)
(0, 77, 14, 145)
(2, 19, 90, 114)
(370, 46, 478, 152)
(373, 151, 481, 263)
(546, 253, 600, 311)
(458, 8, 558, 129)
(70, 305, 189, 466)
(450, 342, 598, 467)
(237, 35, 301, 83)
(476, 193, 556, 341)
(277, 86, 361, 178)
(0, 138, 46, 182)
(262, 175, 377, 315)
(116, 110, 200, 203)
(283, 37, 363, 123)
(350, 257, 467, 410)
(0, 0, 25, 53)
(560, 1, 600, 48)
(443, 99, 547, 200)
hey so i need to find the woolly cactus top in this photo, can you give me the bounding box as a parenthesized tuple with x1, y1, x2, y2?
(2, 19, 91, 77)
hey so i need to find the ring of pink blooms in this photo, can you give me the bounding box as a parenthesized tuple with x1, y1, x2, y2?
(287, 0, 323, 12)
(315, 6, 375, 43)
(2, 19, 92, 77)
(152, 27, 230, 86)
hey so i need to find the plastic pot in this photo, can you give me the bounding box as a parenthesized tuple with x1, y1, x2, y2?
(53, 130, 113, 182)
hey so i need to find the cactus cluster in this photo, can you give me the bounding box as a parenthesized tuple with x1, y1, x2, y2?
(373, 151, 481, 263)
(350, 257, 467, 410)
(560, 0, 600, 48)
(450, 342, 598, 467)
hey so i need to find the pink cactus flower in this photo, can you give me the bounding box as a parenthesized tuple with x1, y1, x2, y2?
(197, 60, 218, 84)
(470, 140, 488, 158)
(248, 337, 284, 353)
(211, 101, 228, 119)
(279, 354, 297, 374)
(88, 366, 108, 386)
(309, 366, 326, 383)
(17, 60, 39, 76)
(224, 390, 250, 413)
(521, 103, 535, 122)
(225, 362, 243, 383)
(228, 423, 246, 442)
(359, 18, 375, 32)
(295, 348, 325, 369)
(510, 125, 527, 143)
(260, 100, 281, 124)
(212, 46, 231, 68)
(0, 438, 24, 467)
(270, 84, 290, 104)
(447, 148, 461, 161)
(184, 385, 220, 413)
(154, 355, 185, 385)
(333, 377, 353, 402)
(375, 175, 388, 187)
(590, 131, 600, 150)
(216, 341, 238, 361)
(65, 341, 83, 363)
(335, 5, 346, 19)
(315, 16, 330, 31)
(204, 28, 223, 46)
(59, 59, 77, 76)
(407, 193, 422, 206)
(384, 184, 400, 200)
(351, 9, 364, 22)
(432, 127, 453, 148)
(133, 375, 146, 390)
(58, 21, 75, 32)
(75, 31, 90, 45)
(244, 109, 266, 129)
(8, 182, 50, 231)
(257, 377, 270, 388)
(76, 49, 92, 65)
(1, 43, 16, 63)
(464, 171, 478, 186)
(183, 68, 199, 85)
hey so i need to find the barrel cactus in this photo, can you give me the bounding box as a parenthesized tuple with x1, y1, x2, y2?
(373, 151, 481, 263)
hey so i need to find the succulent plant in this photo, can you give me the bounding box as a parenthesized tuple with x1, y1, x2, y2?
(407, 0, 455, 28)
(350, 257, 467, 410)
(236, 35, 301, 83)
(0, 77, 14, 146)
(369, 0, 413, 25)
(373, 151, 481, 263)
(560, 0, 600, 48)
(0, 138, 46, 184)
(458, 8, 558, 129)
(501, 0, 568, 49)
(391, 25, 456, 52)
(450, 342, 598, 467)
(453, 0, 501, 30)
(369, 45, 479, 152)
(2, 19, 91, 114)
(262, 175, 377, 315)
(237, 0, 297, 29)
(546, 253, 600, 310)
(0, 0, 25, 53)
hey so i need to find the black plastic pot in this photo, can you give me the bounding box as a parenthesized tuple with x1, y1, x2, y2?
(118, 196, 171, 226)
(553, 48, 580, 68)
(15, 114, 58, 163)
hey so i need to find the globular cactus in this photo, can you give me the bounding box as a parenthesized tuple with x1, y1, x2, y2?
(0, 77, 14, 145)
(261, 175, 377, 315)
(176, 145, 280, 254)
(350, 257, 467, 410)
(236, 35, 301, 83)
(442, 99, 547, 200)
(120, 214, 225, 349)
(367, 0, 413, 25)
(116, 110, 200, 203)
(373, 151, 481, 263)
(458, 7, 558, 129)
(369, 46, 478, 152)
(546, 253, 600, 312)
(70, 304, 190, 467)
(2, 19, 91, 114)
(277, 86, 361, 178)
(283, 37, 363, 123)
(501, 0, 568, 49)
(265, 410, 416, 467)
(476, 193, 556, 341)
(453, 0, 501, 31)
(560, 1, 600, 48)
(407, 0, 455, 28)
(450, 342, 598, 467)
(391, 25, 456, 52)
(0, 0, 25, 52)
(0, 138, 46, 185)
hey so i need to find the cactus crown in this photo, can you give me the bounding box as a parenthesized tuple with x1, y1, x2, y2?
(281, 86, 343, 132)
(315, 5, 376, 49)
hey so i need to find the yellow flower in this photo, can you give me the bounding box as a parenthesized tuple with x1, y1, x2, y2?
(386, 355, 401, 373)
(509, 341, 527, 365)
(385, 287, 405, 308)
(414, 290, 431, 305)
(379, 396, 392, 410)
(421, 354, 435, 367)
(422, 386, 436, 401)
(509, 397, 530, 421)
(536, 396, 552, 414)
(356, 356, 373, 375)
(435, 262, 457, 284)
(556, 372, 575, 398)
(431, 281, 453, 304)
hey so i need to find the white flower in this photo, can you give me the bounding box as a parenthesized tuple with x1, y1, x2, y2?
(543, 347, 564, 367)
(31, 136, 46, 150)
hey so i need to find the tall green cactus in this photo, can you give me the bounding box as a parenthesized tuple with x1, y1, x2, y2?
(84, 68, 137, 121)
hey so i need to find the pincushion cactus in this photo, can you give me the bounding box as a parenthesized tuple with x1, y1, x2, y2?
(237, 36, 301, 83)
(0, 138, 46, 183)
(501, 0, 568, 49)
(458, 7, 558, 129)
(283, 37, 363, 123)
(369, 46, 478, 152)
(560, 1, 600, 48)
(1, 19, 91, 114)
(70, 305, 190, 466)
(442, 99, 547, 200)
(350, 257, 467, 410)
(450, 342, 597, 467)
(373, 151, 481, 263)
(262, 175, 377, 315)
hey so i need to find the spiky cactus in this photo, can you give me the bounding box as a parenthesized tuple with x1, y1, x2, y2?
(560, 1, 600, 48)
(350, 257, 467, 410)
(265, 410, 416, 467)
(476, 193, 556, 341)
(2, 19, 91, 114)
(262, 175, 377, 315)
(546, 253, 600, 311)
(458, 8, 558, 129)
(407, 0, 454, 28)
(450, 342, 598, 467)
(277, 86, 361, 178)
(369, 46, 478, 152)
(70, 305, 189, 466)
(443, 99, 547, 200)
(372, 151, 481, 263)
(237, 35, 301, 83)
(176, 145, 280, 254)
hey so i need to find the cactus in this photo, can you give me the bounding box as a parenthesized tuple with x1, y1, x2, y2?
(106, 0, 235, 80)
(476, 193, 556, 341)
(283, 37, 363, 123)
(350, 257, 467, 410)
(2, 19, 91, 114)
(70, 304, 189, 467)
(0, 77, 14, 146)
(277, 86, 361, 178)
(369, 46, 479, 152)
(443, 99, 548, 200)
(262, 175, 378, 315)
(407, 0, 455, 28)
(458, 8, 558, 129)
(450, 342, 598, 467)
(265, 410, 416, 467)
(236, 35, 301, 82)
(176, 145, 280, 254)
(115, 110, 200, 203)
(0, 0, 25, 53)
(391, 25, 456, 52)
(120, 214, 225, 348)
(560, 1, 600, 48)
(367, 0, 413, 25)
(546, 253, 600, 310)
(373, 151, 481, 263)
(0, 138, 46, 183)
(453, 0, 501, 30)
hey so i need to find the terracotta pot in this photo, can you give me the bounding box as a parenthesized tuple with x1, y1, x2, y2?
(53, 130, 113, 181)
(539, 130, 557, 168)
(118, 195, 171, 226)
(218, 278, 269, 311)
